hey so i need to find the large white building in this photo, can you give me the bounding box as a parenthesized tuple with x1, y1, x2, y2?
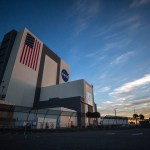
(0, 28, 97, 128)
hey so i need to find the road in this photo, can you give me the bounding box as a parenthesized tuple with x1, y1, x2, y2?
(0, 128, 150, 150)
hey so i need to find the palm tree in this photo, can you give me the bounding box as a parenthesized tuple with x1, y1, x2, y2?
(139, 114, 145, 121)
(93, 112, 101, 118)
(86, 112, 100, 126)
(86, 112, 100, 118)
(133, 114, 138, 124)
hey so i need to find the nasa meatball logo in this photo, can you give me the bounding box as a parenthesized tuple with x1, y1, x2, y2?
(61, 69, 69, 82)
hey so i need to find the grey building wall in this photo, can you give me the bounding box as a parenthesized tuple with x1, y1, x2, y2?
(0, 30, 17, 99)
(5, 28, 43, 107)
(40, 79, 85, 101)
(33, 44, 61, 106)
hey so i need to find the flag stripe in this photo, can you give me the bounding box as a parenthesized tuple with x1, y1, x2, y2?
(25, 47, 31, 65)
(27, 47, 32, 67)
(32, 40, 38, 69)
(28, 38, 35, 68)
(25, 46, 30, 65)
(20, 44, 26, 63)
(22, 45, 28, 64)
(28, 39, 36, 67)
(30, 40, 37, 69)
(20, 33, 41, 71)
(33, 41, 39, 70)
(35, 43, 41, 70)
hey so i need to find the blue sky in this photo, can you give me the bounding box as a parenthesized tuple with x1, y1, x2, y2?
(1, 0, 150, 118)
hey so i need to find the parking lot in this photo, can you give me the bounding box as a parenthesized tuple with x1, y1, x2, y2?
(0, 128, 150, 150)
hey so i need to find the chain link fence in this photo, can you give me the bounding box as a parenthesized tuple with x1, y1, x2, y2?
(0, 104, 77, 129)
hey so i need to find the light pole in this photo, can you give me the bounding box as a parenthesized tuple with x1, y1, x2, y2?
(114, 108, 117, 116)
(114, 108, 117, 125)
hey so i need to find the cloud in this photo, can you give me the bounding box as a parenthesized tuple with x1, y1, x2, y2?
(98, 73, 106, 80)
(84, 49, 107, 68)
(111, 51, 135, 65)
(87, 54, 107, 68)
(103, 101, 113, 104)
(98, 86, 111, 93)
(69, 0, 101, 35)
(112, 74, 150, 94)
(94, 13, 141, 38)
(114, 16, 140, 28)
(85, 50, 100, 58)
(130, 0, 150, 8)
(109, 74, 150, 101)
(104, 32, 123, 40)
(75, 0, 100, 15)
(93, 15, 142, 55)
(130, 99, 150, 106)
(96, 99, 150, 117)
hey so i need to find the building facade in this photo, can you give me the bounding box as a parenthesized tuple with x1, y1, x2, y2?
(0, 28, 96, 128)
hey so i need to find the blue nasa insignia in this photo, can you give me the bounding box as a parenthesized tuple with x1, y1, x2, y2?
(61, 69, 69, 82)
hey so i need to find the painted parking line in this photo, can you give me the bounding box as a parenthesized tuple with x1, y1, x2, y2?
(132, 133, 143, 136)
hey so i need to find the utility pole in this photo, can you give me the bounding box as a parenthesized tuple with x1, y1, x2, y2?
(134, 107, 135, 114)
(114, 108, 117, 116)
(114, 108, 117, 125)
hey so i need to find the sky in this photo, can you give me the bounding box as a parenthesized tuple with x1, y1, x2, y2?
(0, 0, 150, 118)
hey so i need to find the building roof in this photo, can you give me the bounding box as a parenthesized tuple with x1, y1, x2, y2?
(101, 115, 128, 119)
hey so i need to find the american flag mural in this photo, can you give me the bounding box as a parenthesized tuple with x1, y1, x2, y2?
(20, 33, 41, 71)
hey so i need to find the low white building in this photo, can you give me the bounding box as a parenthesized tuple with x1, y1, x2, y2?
(99, 115, 128, 126)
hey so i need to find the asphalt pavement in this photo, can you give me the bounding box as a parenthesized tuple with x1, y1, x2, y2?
(0, 128, 150, 150)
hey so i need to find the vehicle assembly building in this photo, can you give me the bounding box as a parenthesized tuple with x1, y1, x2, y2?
(0, 28, 97, 128)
